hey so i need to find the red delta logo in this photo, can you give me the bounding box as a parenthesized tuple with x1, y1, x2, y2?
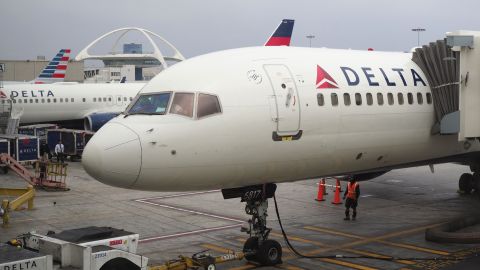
(316, 65, 338, 89)
(0, 91, 6, 98)
(109, 239, 123, 246)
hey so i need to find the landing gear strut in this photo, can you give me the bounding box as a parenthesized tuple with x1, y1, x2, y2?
(222, 184, 282, 266)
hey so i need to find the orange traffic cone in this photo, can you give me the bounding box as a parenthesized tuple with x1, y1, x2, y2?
(331, 179, 342, 205)
(315, 179, 326, 201)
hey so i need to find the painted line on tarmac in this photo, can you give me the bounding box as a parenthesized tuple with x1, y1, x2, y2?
(139, 224, 242, 243)
(134, 191, 244, 243)
(135, 190, 221, 201)
(303, 223, 450, 256)
(268, 231, 415, 265)
(135, 199, 243, 223)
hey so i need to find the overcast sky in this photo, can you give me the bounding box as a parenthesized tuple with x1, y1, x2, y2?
(1, 0, 480, 61)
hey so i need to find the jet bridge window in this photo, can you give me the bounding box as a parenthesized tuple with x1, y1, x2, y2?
(128, 92, 172, 114)
(197, 93, 222, 118)
(343, 93, 351, 106)
(170, 92, 194, 118)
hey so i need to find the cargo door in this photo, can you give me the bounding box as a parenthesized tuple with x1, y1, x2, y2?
(263, 64, 300, 134)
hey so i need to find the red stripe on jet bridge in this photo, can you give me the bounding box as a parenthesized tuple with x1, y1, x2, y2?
(265, 36, 291, 46)
(60, 57, 69, 61)
(56, 65, 67, 70)
(52, 73, 65, 78)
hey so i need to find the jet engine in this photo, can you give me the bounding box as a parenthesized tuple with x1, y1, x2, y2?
(84, 112, 119, 131)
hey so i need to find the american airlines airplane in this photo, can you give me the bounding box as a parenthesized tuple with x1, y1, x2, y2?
(2, 49, 71, 85)
(0, 20, 294, 131)
(82, 44, 480, 266)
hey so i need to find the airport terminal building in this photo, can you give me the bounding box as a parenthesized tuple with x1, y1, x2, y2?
(0, 58, 84, 82)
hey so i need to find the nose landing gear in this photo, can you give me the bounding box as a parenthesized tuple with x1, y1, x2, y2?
(459, 164, 480, 195)
(222, 184, 282, 266)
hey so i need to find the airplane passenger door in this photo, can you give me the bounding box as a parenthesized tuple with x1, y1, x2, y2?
(263, 64, 300, 134)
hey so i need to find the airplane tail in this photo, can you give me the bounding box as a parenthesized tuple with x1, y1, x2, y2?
(34, 49, 71, 84)
(264, 19, 294, 46)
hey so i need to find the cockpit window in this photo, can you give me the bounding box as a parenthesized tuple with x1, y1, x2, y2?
(197, 94, 221, 118)
(169, 93, 194, 118)
(128, 92, 171, 114)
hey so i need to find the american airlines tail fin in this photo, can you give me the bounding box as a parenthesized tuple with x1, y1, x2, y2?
(264, 19, 294, 46)
(34, 49, 71, 84)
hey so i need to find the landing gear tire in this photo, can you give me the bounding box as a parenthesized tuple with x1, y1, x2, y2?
(459, 173, 473, 194)
(243, 237, 259, 261)
(204, 264, 216, 270)
(257, 240, 282, 266)
(472, 173, 480, 194)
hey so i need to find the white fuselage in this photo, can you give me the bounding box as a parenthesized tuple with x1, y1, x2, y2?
(0, 83, 144, 123)
(82, 46, 480, 191)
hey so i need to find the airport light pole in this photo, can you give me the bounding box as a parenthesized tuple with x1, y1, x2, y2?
(306, 35, 315, 48)
(412, 28, 426, 47)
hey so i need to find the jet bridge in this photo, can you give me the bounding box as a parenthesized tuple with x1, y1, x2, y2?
(412, 30, 480, 141)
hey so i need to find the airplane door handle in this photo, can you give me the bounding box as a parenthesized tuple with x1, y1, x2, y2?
(285, 92, 292, 106)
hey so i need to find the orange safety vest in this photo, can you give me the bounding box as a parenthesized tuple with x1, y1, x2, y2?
(347, 182, 358, 200)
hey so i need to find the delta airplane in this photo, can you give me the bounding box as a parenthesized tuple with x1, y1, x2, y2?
(2, 49, 71, 85)
(0, 20, 294, 131)
(82, 41, 480, 265)
(0, 83, 143, 130)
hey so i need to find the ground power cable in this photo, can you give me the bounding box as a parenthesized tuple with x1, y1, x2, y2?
(272, 194, 469, 262)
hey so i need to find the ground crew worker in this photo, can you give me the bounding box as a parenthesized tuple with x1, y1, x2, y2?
(39, 155, 48, 182)
(343, 177, 360, 220)
(55, 140, 65, 163)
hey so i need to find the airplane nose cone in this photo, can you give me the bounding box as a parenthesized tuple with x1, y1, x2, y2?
(82, 122, 141, 189)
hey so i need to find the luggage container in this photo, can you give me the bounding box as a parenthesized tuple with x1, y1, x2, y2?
(47, 129, 95, 161)
(0, 138, 9, 155)
(0, 134, 39, 162)
(0, 138, 10, 173)
(18, 124, 58, 142)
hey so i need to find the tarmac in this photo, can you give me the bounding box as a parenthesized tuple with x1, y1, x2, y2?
(1, 161, 480, 270)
